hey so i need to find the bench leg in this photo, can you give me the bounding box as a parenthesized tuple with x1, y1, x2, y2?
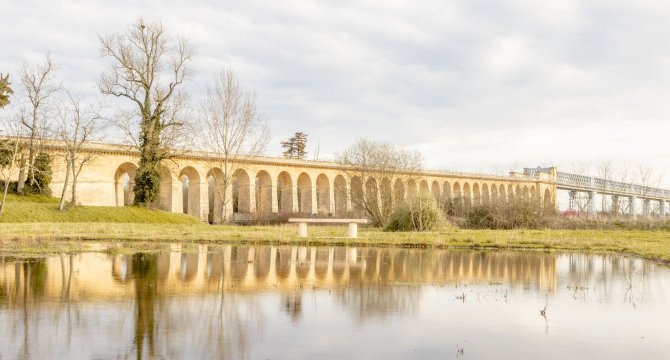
(348, 223, 357, 238)
(298, 222, 308, 237)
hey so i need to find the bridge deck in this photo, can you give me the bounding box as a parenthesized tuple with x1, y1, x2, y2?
(526, 168, 670, 200)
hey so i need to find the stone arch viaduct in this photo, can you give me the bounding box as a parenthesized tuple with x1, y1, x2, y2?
(44, 142, 556, 223)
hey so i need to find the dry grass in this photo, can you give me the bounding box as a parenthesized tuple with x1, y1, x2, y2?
(0, 222, 668, 265)
(1, 194, 668, 263)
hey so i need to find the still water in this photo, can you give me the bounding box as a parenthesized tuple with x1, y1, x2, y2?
(1, 245, 669, 359)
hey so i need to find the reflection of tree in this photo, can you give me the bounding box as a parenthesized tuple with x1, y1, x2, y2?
(132, 253, 158, 360)
(201, 247, 265, 360)
(23, 258, 48, 298)
(334, 283, 421, 324)
(204, 291, 263, 360)
(57, 254, 75, 353)
(622, 260, 647, 308)
(561, 254, 651, 306)
(281, 290, 303, 323)
(12, 258, 49, 360)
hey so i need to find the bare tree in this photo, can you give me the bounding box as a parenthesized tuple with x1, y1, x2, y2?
(0, 112, 27, 215)
(337, 139, 422, 227)
(199, 68, 269, 222)
(17, 55, 59, 192)
(637, 165, 663, 190)
(598, 159, 613, 213)
(618, 162, 630, 184)
(54, 93, 102, 210)
(637, 164, 663, 215)
(614, 161, 632, 215)
(99, 18, 192, 207)
(570, 161, 592, 177)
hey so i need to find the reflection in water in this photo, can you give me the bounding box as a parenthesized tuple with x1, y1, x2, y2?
(1, 247, 670, 359)
(133, 253, 158, 360)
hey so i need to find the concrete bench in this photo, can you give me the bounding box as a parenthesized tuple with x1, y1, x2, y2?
(288, 218, 368, 238)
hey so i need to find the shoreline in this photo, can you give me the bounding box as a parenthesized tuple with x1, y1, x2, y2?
(1, 223, 669, 265)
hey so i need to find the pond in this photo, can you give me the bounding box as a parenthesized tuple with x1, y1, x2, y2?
(1, 245, 669, 359)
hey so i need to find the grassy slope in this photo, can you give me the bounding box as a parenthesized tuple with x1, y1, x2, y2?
(0, 195, 668, 264)
(0, 194, 200, 224)
(0, 222, 668, 264)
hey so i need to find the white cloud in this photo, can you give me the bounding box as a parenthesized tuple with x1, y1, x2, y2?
(1, 0, 669, 184)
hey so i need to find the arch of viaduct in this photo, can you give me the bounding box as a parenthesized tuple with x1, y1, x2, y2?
(47, 142, 556, 223)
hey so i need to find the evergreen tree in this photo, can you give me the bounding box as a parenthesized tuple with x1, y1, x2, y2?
(0, 74, 12, 109)
(294, 132, 308, 159)
(281, 137, 296, 158)
(281, 132, 308, 159)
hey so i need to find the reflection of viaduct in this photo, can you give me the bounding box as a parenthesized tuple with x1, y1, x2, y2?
(114, 246, 558, 292)
(42, 142, 555, 222)
(0, 246, 558, 301)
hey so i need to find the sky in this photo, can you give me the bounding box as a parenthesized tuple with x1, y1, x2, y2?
(1, 0, 670, 183)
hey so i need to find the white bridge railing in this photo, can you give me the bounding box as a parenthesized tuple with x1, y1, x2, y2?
(525, 168, 670, 199)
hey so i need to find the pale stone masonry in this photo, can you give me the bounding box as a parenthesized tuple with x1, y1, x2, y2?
(33, 140, 556, 223)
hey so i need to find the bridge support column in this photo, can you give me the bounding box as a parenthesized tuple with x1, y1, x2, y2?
(223, 185, 234, 222)
(271, 185, 279, 213)
(171, 178, 184, 214)
(642, 199, 651, 218)
(568, 191, 578, 212)
(345, 180, 352, 214)
(247, 177, 256, 214)
(199, 179, 209, 222)
(329, 180, 336, 215)
(629, 196, 636, 218)
(611, 195, 619, 215)
(660, 200, 666, 217)
(292, 185, 299, 212)
(587, 191, 596, 217)
(223, 193, 233, 223)
(311, 185, 318, 215)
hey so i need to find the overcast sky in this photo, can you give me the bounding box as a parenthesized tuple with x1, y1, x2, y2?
(2, 0, 670, 182)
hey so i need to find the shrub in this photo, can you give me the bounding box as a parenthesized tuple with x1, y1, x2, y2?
(386, 193, 445, 232)
(466, 207, 496, 229)
(22, 153, 53, 196)
(0, 139, 16, 168)
(463, 198, 548, 229)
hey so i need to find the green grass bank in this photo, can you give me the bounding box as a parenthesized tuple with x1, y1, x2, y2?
(0, 195, 669, 265)
(1, 223, 669, 265)
(0, 194, 200, 224)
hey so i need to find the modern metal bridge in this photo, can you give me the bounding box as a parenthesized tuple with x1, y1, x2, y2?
(525, 167, 670, 216)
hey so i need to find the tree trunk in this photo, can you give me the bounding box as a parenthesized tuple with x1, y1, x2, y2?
(16, 153, 26, 193)
(0, 175, 10, 215)
(59, 160, 72, 211)
(27, 106, 39, 187)
(221, 182, 229, 222)
(70, 159, 80, 206)
(221, 159, 231, 222)
(1, 142, 19, 215)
